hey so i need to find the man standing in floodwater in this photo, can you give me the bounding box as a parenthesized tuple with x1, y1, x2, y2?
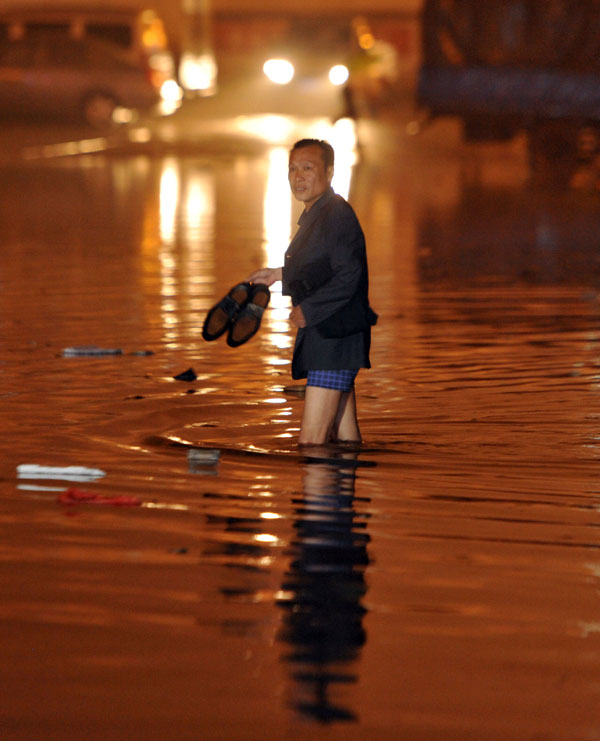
(248, 138, 376, 446)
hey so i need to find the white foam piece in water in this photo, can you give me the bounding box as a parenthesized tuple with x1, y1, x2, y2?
(17, 484, 67, 492)
(17, 464, 106, 482)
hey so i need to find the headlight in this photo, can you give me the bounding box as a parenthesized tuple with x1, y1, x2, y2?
(160, 79, 183, 103)
(329, 64, 349, 86)
(158, 79, 184, 115)
(263, 59, 295, 85)
(179, 53, 218, 94)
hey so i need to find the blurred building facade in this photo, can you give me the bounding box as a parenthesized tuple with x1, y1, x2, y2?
(0, 0, 422, 32)
(211, 0, 421, 11)
(0, 0, 423, 93)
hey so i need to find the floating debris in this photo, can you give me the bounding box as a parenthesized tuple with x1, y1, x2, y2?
(57, 487, 142, 507)
(17, 464, 106, 482)
(18, 483, 67, 492)
(188, 448, 220, 464)
(63, 346, 123, 357)
(187, 448, 220, 474)
(169, 547, 189, 555)
(174, 367, 197, 382)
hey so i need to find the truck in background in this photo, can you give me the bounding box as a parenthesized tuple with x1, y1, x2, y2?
(416, 0, 600, 179)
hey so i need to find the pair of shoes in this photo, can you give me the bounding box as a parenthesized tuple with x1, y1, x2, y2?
(226, 283, 270, 347)
(202, 282, 250, 342)
(202, 282, 270, 348)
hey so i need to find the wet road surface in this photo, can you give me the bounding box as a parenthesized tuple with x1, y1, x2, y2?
(1, 102, 600, 740)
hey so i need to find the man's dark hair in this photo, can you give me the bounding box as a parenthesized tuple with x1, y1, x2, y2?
(291, 139, 335, 170)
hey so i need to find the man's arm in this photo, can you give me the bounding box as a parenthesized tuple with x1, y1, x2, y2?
(246, 267, 282, 286)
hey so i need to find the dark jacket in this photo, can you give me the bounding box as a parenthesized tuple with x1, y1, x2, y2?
(282, 187, 377, 380)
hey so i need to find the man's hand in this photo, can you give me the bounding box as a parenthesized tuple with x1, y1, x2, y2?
(246, 267, 282, 286)
(289, 304, 306, 328)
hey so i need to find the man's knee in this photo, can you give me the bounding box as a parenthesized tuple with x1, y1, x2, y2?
(300, 386, 342, 444)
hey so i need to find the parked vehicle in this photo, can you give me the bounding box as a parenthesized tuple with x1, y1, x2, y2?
(417, 0, 600, 176)
(0, 6, 179, 105)
(0, 34, 163, 125)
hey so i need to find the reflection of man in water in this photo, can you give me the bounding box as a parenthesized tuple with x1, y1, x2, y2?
(277, 455, 370, 722)
(247, 139, 376, 447)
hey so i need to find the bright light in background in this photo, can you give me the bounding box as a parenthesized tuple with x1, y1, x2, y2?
(158, 160, 180, 344)
(329, 64, 349, 86)
(263, 146, 292, 320)
(232, 117, 358, 182)
(159, 160, 179, 246)
(359, 32, 375, 50)
(303, 118, 358, 200)
(158, 162, 218, 345)
(330, 118, 357, 199)
(263, 58, 295, 85)
(184, 171, 215, 243)
(263, 147, 291, 268)
(112, 107, 135, 124)
(184, 171, 216, 336)
(128, 127, 152, 143)
(235, 115, 295, 144)
(179, 52, 218, 94)
(159, 79, 184, 113)
(262, 146, 293, 356)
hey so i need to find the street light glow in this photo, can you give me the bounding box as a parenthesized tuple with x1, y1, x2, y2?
(263, 58, 295, 85)
(179, 53, 217, 94)
(329, 64, 349, 86)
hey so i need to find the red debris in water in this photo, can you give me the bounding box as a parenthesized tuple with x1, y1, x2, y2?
(57, 487, 142, 507)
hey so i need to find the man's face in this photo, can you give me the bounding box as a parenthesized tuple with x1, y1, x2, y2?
(288, 145, 333, 211)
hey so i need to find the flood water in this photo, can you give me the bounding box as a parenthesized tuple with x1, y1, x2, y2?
(2, 111, 600, 740)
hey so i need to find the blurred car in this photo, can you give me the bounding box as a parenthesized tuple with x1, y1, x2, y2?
(261, 20, 351, 99)
(0, 6, 178, 101)
(258, 17, 398, 118)
(0, 33, 169, 126)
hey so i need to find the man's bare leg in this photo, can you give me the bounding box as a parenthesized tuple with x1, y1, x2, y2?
(298, 385, 343, 446)
(331, 387, 361, 443)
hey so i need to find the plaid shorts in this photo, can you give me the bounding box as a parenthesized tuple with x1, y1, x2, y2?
(306, 369, 358, 392)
